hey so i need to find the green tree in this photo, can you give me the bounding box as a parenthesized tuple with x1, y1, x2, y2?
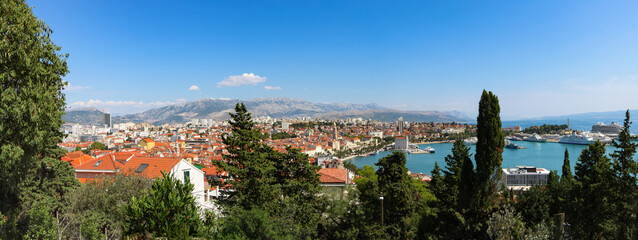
(515, 182, 551, 225)
(1, 0, 73, 237)
(376, 152, 419, 239)
(90, 141, 106, 150)
(211, 206, 295, 240)
(441, 139, 472, 210)
(125, 172, 201, 239)
(473, 90, 505, 215)
(487, 205, 550, 240)
(213, 103, 279, 209)
(270, 146, 323, 237)
(458, 147, 475, 211)
(609, 110, 638, 238)
(428, 163, 444, 203)
(422, 140, 475, 239)
(67, 174, 152, 240)
(18, 157, 80, 239)
(570, 141, 616, 239)
(22, 204, 57, 240)
(346, 165, 388, 240)
(211, 103, 324, 238)
(560, 148, 573, 184)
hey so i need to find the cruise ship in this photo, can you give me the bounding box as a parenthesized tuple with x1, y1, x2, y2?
(558, 131, 613, 145)
(591, 122, 623, 135)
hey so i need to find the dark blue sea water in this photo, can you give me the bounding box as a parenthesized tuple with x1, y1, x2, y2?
(348, 141, 621, 176)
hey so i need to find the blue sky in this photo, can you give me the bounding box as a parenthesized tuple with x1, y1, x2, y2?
(29, 0, 638, 119)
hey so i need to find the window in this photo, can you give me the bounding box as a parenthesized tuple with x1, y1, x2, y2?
(94, 161, 102, 167)
(135, 163, 149, 173)
(184, 171, 190, 183)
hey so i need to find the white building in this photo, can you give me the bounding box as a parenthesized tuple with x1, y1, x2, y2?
(394, 136, 409, 150)
(369, 131, 384, 139)
(502, 166, 550, 192)
(73, 155, 213, 210)
(397, 117, 404, 134)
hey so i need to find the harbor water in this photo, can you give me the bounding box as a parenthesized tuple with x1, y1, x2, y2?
(348, 141, 621, 176)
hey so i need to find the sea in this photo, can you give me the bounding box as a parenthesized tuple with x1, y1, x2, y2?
(349, 117, 634, 176)
(348, 141, 620, 176)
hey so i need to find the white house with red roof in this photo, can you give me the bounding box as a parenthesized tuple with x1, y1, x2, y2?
(72, 154, 211, 209)
(317, 168, 354, 188)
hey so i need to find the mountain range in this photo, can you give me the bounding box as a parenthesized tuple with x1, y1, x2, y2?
(62, 97, 471, 125)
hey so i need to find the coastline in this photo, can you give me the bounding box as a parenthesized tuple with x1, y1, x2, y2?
(341, 140, 455, 162)
(412, 140, 455, 145)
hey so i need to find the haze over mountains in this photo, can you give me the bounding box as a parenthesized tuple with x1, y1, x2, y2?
(63, 97, 470, 125)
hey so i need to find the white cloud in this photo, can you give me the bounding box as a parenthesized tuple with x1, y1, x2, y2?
(64, 83, 91, 92)
(188, 85, 200, 91)
(217, 73, 266, 87)
(219, 98, 231, 101)
(264, 86, 282, 90)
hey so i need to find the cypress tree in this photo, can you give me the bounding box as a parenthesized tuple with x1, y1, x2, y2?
(458, 149, 475, 212)
(560, 148, 573, 184)
(473, 90, 504, 213)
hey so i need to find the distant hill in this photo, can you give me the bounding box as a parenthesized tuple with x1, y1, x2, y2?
(93, 97, 472, 125)
(62, 107, 104, 125)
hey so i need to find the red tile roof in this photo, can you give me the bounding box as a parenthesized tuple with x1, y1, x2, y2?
(318, 168, 350, 184)
(120, 156, 181, 179)
(75, 154, 122, 171)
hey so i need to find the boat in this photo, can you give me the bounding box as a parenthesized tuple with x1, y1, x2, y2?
(523, 134, 547, 142)
(590, 132, 613, 144)
(463, 137, 477, 145)
(559, 132, 595, 145)
(591, 122, 623, 135)
(424, 146, 435, 153)
(505, 139, 525, 149)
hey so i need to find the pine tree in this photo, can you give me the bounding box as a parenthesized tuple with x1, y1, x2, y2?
(429, 163, 444, 202)
(212, 104, 324, 238)
(571, 141, 616, 239)
(441, 139, 471, 209)
(376, 152, 418, 240)
(473, 90, 504, 213)
(125, 172, 201, 238)
(610, 110, 638, 238)
(213, 103, 279, 209)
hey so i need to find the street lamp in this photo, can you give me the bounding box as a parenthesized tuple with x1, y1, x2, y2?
(380, 191, 384, 226)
